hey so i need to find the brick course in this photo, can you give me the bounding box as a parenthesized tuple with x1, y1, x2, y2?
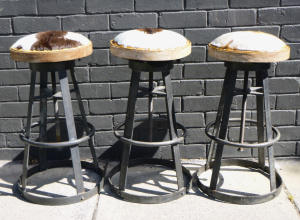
(13, 17, 61, 34)
(0, 1, 299, 159)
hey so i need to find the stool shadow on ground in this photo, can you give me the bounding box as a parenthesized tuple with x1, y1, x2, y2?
(100, 119, 194, 200)
(214, 167, 272, 197)
(103, 160, 213, 202)
(187, 165, 226, 202)
(197, 165, 275, 200)
(0, 120, 101, 203)
(22, 166, 100, 200)
(0, 160, 28, 202)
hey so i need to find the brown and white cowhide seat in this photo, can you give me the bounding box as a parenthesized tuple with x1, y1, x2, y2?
(10, 31, 92, 63)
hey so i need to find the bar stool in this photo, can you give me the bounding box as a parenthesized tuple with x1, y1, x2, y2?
(108, 28, 193, 204)
(197, 31, 290, 204)
(10, 31, 103, 205)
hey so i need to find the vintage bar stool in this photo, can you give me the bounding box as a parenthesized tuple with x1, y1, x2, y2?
(197, 31, 290, 204)
(10, 31, 103, 205)
(108, 28, 192, 204)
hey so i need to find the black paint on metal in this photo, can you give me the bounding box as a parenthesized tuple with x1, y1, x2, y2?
(19, 61, 103, 205)
(110, 60, 191, 204)
(200, 62, 282, 204)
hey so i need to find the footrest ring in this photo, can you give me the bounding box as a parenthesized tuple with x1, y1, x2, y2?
(205, 118, 280, 148)
(20, 118, 95, 148)
(114, 117, 187, 147)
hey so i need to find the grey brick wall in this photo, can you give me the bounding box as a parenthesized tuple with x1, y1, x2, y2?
(1, 0, 300, 160)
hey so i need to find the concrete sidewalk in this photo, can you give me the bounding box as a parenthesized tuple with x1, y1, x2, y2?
(0, 158, 299, 220)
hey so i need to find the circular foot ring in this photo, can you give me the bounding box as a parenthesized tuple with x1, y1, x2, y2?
(107, 158, 192, 204)
(20, 118, 95, 148)
(205, 118, 280, 148)
(18, 160, 104, 206)
(197, 159, 283, 205)
(114, 118, 187, 147)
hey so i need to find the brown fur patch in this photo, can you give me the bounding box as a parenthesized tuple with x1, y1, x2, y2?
(138, 28, 163, 34)
(30, 31, 82, 51)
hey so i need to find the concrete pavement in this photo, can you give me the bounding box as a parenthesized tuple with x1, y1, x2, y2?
(0, 157, 299, 220)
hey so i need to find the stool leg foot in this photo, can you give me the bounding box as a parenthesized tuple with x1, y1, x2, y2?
(119, 71, 141, 191)
(59, 70, 84, 194)
(206, 69, 235, 169)
(210, 68, 238, 190)
(22, 71, 37, 190)
(163, 70, 184, 189)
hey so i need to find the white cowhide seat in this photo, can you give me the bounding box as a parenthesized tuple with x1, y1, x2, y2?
(208, 31, 290, 62)
(110, 28, 191, 61)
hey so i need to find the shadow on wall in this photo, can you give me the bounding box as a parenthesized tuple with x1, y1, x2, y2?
(97, 119, 169, 160)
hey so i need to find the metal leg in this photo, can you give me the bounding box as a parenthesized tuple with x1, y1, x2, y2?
(70, 69, 99, 170)
(59, 70, 84, 194)
(39, 72, 48, 171)
(119, 71, 141, 191)
(261, 71, 276, 191)
(238, 71, 249, 151)
(51, 72, 61, 142)
(210, 68, 238, 190)
(163, 70, 184, 189)
(148, 72, 154, 142)
(22, 71, 36, 190)
(256, 72, 266, 170)
(206, 68, 236, 169)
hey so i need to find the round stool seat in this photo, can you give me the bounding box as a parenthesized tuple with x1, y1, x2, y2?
(208, 31, 290, 63)
(10, 31, 92, 63)
(110, 28, 191, 61)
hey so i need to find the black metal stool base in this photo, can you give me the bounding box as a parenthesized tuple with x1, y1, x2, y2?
(20, 61, 101, 205)
(202, 62, 280, 204)
(197, 159, 283, 205)
(107, 158, 192, 204)
(112, 60, 188, 204)
(18, 160, 104, 206)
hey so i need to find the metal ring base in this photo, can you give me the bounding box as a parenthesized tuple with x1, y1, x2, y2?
(107, 158, 192, 204)
(18, 160, 104, 206)
(197, 159, 283, 205)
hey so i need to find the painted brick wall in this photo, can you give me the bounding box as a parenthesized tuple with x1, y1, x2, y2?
(0, 0, 300, 160)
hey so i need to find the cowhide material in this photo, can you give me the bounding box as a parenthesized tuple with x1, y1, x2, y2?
(138, 28, 163, 34)
(15, 31, 82, 51)
(31, 31, 81, 51)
